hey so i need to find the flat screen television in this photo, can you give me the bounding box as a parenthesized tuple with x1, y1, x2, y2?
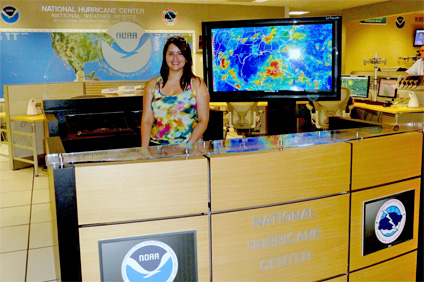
(341, 75, 370, 100)
(378, 78, 397, 99)
(202, 16, 342, 102)
(413, 29, 424, 46)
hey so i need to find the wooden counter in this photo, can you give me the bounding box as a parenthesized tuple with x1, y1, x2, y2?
(47, 130, 423, 281)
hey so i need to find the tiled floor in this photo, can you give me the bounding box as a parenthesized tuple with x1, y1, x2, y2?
(0, 144, 59, 282)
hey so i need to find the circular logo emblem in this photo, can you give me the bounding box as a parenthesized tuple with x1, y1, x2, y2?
(375, 199, 406, 244)
(1, 5, 20, 24)
(395, 16, 405, 29)
(162, 8, 179, 26)
(121, 240, 178, 282)
(101, 22, 152, 74)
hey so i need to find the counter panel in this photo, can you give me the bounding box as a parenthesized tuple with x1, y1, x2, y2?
(349, 178, 420, 271)
(210, 142, 351, 211)
(75, 157, 209, 225)
(79, 215, 209, 281)
(324, 275, 347, 282)
(349, 251, 417, 281)
(351, 132, 422, 190)
(211, 194, 349, 281)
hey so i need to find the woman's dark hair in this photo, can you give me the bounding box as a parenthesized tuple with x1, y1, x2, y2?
(160, 36, 195, 90)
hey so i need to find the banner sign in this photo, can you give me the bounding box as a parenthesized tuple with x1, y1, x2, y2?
(362, 189, 415, 256)
(99, 230, 198, 282)
(0, 28, 195, 98)
(360, 18, 387, 25)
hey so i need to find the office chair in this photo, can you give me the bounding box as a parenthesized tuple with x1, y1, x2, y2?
(225, 102, 258, 138)
(306, 87, 354, 130)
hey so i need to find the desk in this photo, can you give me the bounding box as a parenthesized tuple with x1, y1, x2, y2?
(354, 103, 424, 125)
(210, 101, 308, 109)
(11, 114, 45, 176)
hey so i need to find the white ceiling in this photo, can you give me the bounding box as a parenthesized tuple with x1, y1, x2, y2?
(106, 0, 391, 16)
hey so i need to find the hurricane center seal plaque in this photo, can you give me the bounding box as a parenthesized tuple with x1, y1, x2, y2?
(363, 189, 414, 256)
(374, 199, 406, 244)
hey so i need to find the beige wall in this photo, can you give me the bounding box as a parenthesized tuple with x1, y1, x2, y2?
(1, 0, 423, 79)
(1, 1, 287, 77)
(343, 12, 424, 74)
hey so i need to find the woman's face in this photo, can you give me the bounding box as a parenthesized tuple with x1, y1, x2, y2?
(166, 43, 187, 72)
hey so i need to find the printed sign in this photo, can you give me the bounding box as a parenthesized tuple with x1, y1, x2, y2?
(363, 189, 415, 256)
(99, 231, 198, 282)
(0, 29, 195, 98)
(360, 18, 387, 25)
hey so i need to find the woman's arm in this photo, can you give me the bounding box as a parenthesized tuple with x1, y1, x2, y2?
(141, 79, 156, 147)
(188, 77, 210, 143)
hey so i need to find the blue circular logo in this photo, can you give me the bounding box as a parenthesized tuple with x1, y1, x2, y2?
(121, 240, 178, 282)
(375, 199, 406, 244)
(1, 5, 19, 24)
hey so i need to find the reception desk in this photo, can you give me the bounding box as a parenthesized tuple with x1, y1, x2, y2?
(45, 125, 423, 281)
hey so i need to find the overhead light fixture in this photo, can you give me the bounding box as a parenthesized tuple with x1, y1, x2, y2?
(253, 0, 269, 2)
(289, 11, 310, 15)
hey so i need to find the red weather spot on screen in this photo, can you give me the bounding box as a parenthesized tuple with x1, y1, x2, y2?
(265, 60, 282, 78)
(220, 57, 229, 69)
(235, 84, 241, 89)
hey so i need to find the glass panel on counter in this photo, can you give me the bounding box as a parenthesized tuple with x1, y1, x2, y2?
(45, 123, 423, 167)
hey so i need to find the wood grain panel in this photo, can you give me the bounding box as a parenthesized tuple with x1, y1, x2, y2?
(349, 251, 417, 281)
(79, 215, 209, 282)
(211, 195, 349, 281)
(351, 132, 422, 190)
(323, 275, 347, 282)
(210, 142, 351, 211)
(75, 157, 208, 225)
(350, 179, 420, 271)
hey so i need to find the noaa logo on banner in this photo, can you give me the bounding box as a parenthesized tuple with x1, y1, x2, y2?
(374, 199, 406, 244)
(162, 8, 179, 26)
(1, 5, 19, 24)
(121, 240, 178, 282)
(102, 22, 152, 73)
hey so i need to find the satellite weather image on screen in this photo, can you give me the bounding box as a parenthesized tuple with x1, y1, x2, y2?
(211, 23, 333, 93)
(341, 76, 369, 98)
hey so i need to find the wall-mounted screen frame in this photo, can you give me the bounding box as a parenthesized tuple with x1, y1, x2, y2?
(202, 16, 342, 102)
(413, 29, 424, 46)
(378, 78, 398, 99)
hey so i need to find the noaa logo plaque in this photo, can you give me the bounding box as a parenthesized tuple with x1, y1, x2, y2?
(362, 190, 414, 256)
(99, 231, 197, 282)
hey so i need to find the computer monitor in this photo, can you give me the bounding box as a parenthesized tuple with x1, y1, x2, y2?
(378, 78, 397, 99)
(341, 75, 370, 100)
(413, 29, 424, 46)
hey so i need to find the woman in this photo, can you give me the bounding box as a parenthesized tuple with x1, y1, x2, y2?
(141, 36, 210, 146)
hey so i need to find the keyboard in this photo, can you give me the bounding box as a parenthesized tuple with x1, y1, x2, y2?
(365, 100, 387, 106)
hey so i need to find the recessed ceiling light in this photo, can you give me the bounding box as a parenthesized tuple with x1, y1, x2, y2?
(253, 0, 269, 3)
(289, 11, 310, 15)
